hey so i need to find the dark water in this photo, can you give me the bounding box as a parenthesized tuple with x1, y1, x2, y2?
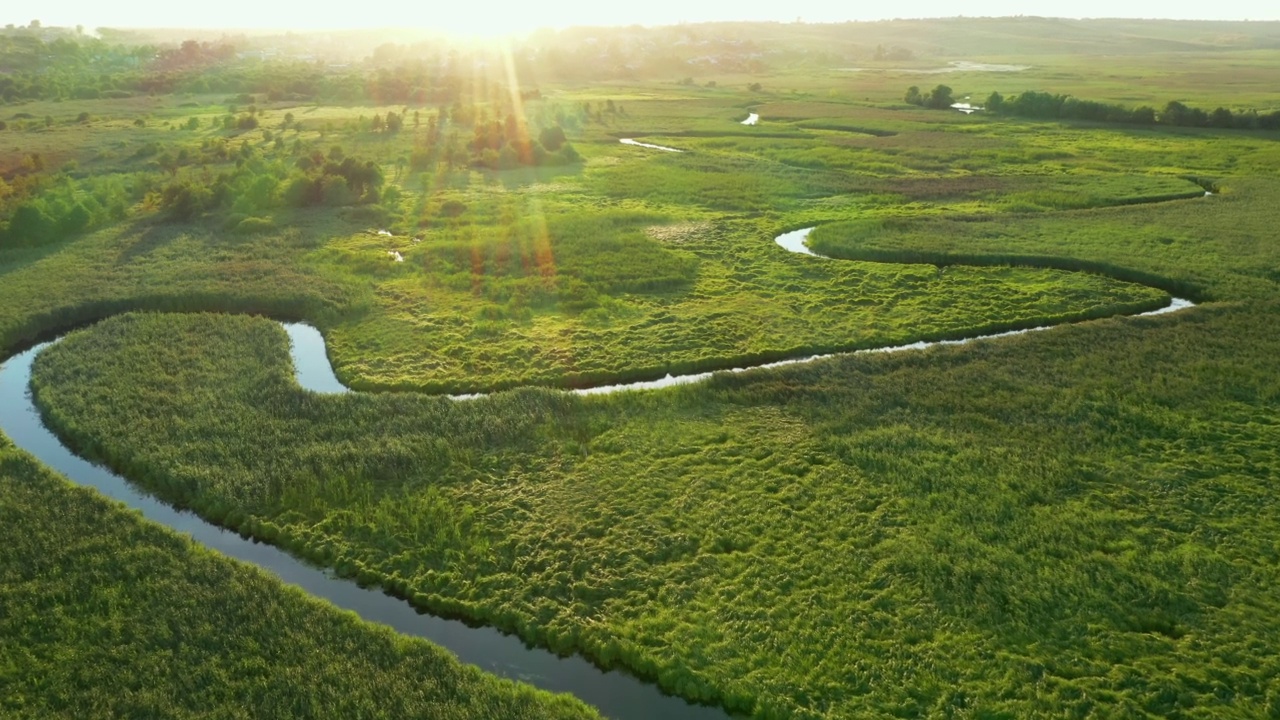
(0, 340, 731, 720)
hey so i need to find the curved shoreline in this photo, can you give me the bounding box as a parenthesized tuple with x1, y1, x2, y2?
(285, 226, 1192, 398)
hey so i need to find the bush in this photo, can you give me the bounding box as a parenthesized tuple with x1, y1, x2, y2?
(539, 126, 567, 152)
(555, 144, 582, 165)
(233, 216, 276, 235)
(160, 181, 212, 221)
(321, 176, 356, 206)
(4, 203, 56, 245)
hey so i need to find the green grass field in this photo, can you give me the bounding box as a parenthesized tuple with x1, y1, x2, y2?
(5, 16, 1280, 720)
(0, 437, 599, 719)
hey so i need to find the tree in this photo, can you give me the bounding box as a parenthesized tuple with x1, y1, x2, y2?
(985, 91, 1004, 113)
(904, 86, 923, 106)
(926, 85, 955, 110)
(1209, 107, 1235, 129)
(1159, 101, 1207, 127)
(321, 176, 355, 206)
(6, 204, 55, 245)
(539, 125, 567, 152)
(557, 144, 582, 164)
(160, 181, 210, 221)
(59, 203, 91, 235)
(1160, 101, 1186, 125)
(1131, 106, 1156, 124)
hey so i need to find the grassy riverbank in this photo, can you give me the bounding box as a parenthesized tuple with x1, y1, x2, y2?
(30, 303, 1280, 718)
(0, 438, 598, 719)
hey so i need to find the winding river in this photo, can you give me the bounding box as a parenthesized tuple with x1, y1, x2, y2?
(0, 151, 1199, 717)
(296, 227, 1192, 400)
(0, 336, 733, 720)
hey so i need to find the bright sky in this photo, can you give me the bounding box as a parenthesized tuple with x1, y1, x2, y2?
(5, 0, 1279, 36)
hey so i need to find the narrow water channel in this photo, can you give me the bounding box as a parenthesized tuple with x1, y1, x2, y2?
(619, 138, 683, 152)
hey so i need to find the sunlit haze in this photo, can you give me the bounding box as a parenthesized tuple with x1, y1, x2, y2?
(5, 0, 1278, 36)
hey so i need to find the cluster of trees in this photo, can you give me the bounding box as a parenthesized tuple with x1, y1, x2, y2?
(902, 84, 1280, 131)
(0, 34, 500, 106)
(285, 154, 384, 207)
(904, 84, 955, 110)
(3, 29, 760, 108)
(154, 39, 237, 72)
(0, 26, 781, 105)
(0, 34, 153, 102)
(407, 105, 581, 172)
(369, 112, 404, 133)
(1, 173, 137, 246)
(156, 150, 388, 223)
(982, 89, 1280, 130)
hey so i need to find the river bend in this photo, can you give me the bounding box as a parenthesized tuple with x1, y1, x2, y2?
(0, 193, 1198, 718)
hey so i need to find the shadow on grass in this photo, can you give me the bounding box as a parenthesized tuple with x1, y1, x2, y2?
(114, 207, 379, 266)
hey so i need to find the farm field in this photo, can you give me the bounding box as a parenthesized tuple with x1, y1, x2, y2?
(3, 16, 1280, 720)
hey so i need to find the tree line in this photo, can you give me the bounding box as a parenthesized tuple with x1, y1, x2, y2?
(905, 84, 1280, 130)
(987, 90, 1280, 130)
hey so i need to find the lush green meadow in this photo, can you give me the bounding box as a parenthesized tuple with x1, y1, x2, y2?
(0, 437, 598, 719)
(28, 299, 1280, 719)
(5, 16, 1280, 720)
